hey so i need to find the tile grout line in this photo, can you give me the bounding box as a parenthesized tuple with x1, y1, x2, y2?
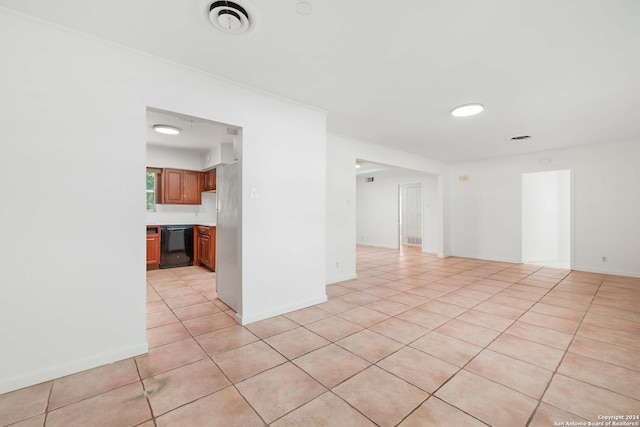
(178, 272, 341, 426)
(395, 265, 570, 425)
(41, 380, 53, 426)
(374, 259, 531, 426)
(288, 269, 476, 426)
(132, 345, 156, 426)
(6, 256, 630, 427)
(146, 271, 259, 425)
(143, 256, 631, 426)
(315, 261, 534, 426)
(524, 272, 606, 427)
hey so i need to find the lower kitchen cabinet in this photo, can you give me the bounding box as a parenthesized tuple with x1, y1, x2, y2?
(195, 225, 216, 271)
(146, 226, 160, 269)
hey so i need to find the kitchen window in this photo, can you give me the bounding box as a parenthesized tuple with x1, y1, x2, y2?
(146, 168, 161, 212)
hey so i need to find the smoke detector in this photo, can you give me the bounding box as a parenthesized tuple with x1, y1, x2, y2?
(198, 0, 260, 35)
(296, 1, 312, 15)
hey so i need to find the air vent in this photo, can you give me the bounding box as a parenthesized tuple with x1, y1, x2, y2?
(198, 0, 260, 35)
(366, 177, 375, 183)
(511, 135, 532, 141)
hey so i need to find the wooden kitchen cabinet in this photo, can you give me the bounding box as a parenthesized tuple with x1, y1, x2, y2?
(197, 234, 209, 265)
(195, 225, 216, 271)
(161, 168, 202, 205)
(146, 226, 160, 269)
(203, 169, 216, 192)
(183, 170, 201, 204)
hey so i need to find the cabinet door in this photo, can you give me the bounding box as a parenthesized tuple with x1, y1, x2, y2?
(210, 169, 217, 192)
(163, 169, 184, 204)
(202, 169, 216, 192)
(198, 234, 210, 267)
(184, 170, 202, 204)
(203, 171, 211, 191)
(146, 234, 160, 265)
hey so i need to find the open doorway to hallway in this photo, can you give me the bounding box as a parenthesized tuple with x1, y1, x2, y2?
(522, 169, 571, 269)
(355, 160, 440, 255)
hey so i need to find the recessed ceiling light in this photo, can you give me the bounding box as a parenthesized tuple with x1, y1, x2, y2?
(153, 125, 181, 135)
(355, 164, 362, 169)
(451, 103, 484, 117)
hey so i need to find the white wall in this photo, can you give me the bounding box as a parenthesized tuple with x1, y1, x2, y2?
(146, 145, 202, 170)
(326, 133, 450, 284)
(239, 106, 327, 323)
(451, 139, 640, 277)
(0, 9, 326, 393)
(356, 174, 398, 249)
(201, 143, 235, 170)
(356, 169, 439, 252)
(146, 193, 217, 226)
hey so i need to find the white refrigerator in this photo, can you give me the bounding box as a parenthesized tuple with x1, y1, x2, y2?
(216, 162, 240, 314)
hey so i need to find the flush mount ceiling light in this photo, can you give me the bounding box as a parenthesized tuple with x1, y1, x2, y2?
(451, 103, 484, 117)
(153, 124, 182, 135)
(198, 0, 260, 35)
(296, 1, 312, 15)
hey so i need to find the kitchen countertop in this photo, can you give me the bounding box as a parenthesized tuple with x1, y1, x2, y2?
(146, 222, 216, 227)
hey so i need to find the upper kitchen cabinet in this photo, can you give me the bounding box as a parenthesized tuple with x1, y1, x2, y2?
(203, 169, 216, 192)
(162, 168, 202, 205)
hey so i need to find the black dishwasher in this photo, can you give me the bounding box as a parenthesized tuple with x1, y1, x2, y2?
(160, 225, 194, 269)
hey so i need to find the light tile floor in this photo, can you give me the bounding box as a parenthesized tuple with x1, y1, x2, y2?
(2, 246, 640, 426)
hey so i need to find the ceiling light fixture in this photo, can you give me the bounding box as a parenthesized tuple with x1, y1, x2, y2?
(451, 103, 484, 117)
(355, 164, 362, 169)
(153, 124, 182, 135)
(296, 1, 312, 15)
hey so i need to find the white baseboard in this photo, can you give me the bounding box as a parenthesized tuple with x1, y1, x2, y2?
(358, 242, 399, 250)
(237, 295, 328, 325)
(0, 342, 148, 394)
(523, 257, 557, 263)
(326, 273, 357, 285)
(573, 265, 640, 279)
(449, 253, 520, 264)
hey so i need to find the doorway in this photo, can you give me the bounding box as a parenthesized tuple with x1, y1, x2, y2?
(145, 107, 243, 319)
(399, 183, 423, 247)
(522, 169, 571, 269)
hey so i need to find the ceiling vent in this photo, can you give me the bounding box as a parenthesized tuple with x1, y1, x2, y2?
(198, 0, 260, 35)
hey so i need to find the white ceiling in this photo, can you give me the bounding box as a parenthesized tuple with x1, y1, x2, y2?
(4, 0, 640, 162)
(146, 108, 234, 152)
